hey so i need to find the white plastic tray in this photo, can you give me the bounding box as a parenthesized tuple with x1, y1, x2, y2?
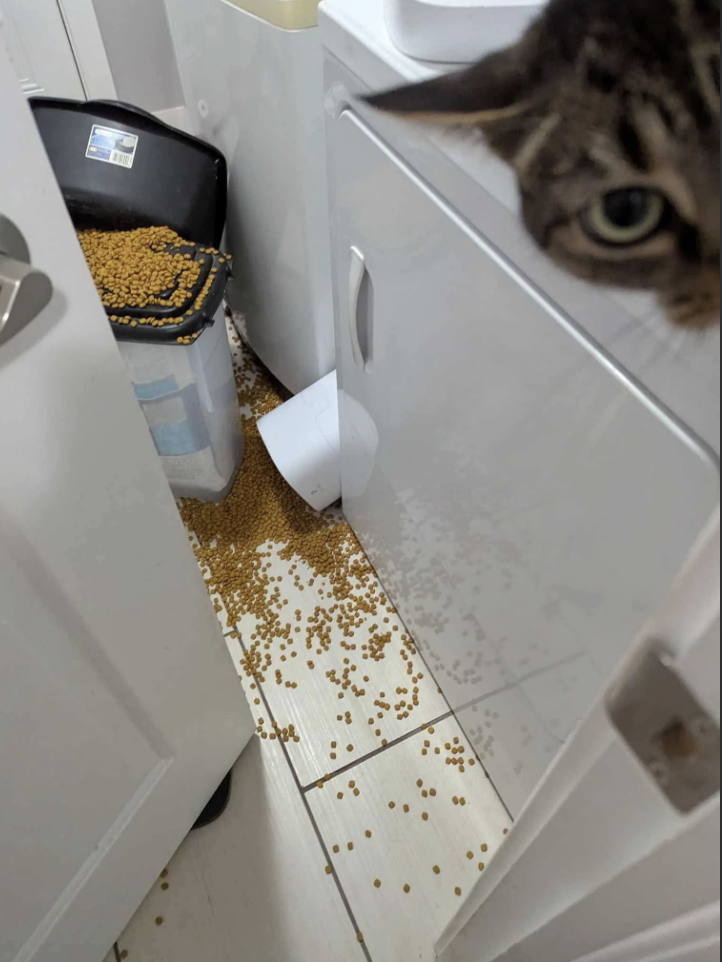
(385, 0, 546, 64)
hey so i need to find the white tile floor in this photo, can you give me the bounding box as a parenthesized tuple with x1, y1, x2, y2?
(113, 329, 513, 962)
(116, 622, 511, 962)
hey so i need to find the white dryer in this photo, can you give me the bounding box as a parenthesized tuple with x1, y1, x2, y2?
(320, 0, 720, 816)
(166, 0, 335, 395)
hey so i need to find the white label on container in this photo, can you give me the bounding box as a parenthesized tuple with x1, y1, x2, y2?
(86, 124, 138, 169)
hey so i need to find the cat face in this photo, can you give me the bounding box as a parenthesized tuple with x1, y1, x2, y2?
(366, 0, 721, 328)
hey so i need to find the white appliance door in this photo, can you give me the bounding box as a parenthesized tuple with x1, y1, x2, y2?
(438, 516, 720, 961)
(328, 107, 719, 817)
(0, 0, 85, 98)
(0, 42, 253, 962)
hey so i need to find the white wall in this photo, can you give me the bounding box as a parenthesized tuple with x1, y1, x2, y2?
(90, 0, 184, 111)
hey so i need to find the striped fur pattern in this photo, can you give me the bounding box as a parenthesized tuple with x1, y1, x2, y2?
(366, 0, 720, 327)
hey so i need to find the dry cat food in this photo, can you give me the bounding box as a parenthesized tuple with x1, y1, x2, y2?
(77, 226, 227, 344)
(179, 340, 431, 748)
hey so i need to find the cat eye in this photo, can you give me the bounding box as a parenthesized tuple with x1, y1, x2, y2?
(581, 188, 669, 246)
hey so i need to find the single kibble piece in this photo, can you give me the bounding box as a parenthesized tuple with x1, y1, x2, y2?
(374, 878, 382, 888)
(337, 793, 344, 800)
(466, 852, 474, 860)
(453, 796, 460, 806)
(161, 882, 170, 891)
(417, 780, 424, 788)
(422, 812, 429, 821)
(155, 917, 164, 927)
(403, 884, 411, 894)
(333, 845, 340, 854)
(348, 842, 354, 851)
(479, 863, 486, 872)
(325, 865, 333, 875)
(433, 865, 441, 875)
(388, 801, 396, 810)
(403, 804, 410, 814)
(357, 933, 365, 944)
(455, 888, 462, 897)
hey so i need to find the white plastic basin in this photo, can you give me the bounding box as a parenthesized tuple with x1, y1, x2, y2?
(385, 0, 546, 64)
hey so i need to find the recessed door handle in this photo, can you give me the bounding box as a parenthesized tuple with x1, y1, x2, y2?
(0, 215, 53, 349)
(348, 246, 373, 372)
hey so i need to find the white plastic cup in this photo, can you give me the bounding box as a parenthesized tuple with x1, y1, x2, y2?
(258, 370, 341, 512)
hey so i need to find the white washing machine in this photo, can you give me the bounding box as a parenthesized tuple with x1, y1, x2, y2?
(320, 0, 720, 816)
(166, 0, 334, 394)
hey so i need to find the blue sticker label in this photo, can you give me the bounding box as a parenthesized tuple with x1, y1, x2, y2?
(86, 124, 138, 169)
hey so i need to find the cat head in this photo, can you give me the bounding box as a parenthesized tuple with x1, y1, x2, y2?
(365, 0, 721, 328)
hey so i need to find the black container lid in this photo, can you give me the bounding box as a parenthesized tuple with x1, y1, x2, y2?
(30, 98, 227, 248)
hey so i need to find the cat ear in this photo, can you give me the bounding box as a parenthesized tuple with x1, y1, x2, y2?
(363, 44, 544, 158)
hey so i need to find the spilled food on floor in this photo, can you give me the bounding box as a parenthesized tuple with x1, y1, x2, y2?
(111, 323, 513, 962)
(179, 326, 451, 783)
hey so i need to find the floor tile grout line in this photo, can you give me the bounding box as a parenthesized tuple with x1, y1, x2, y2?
(225, 624, 565, 824)
(299, 792, 375, 962)
(223, 624, 457, 788)
(300, 710, 455, 793)
(451, 651, 587, 716)
(235, 634, 376, 960)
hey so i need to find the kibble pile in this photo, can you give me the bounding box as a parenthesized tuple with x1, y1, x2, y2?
(77, 226, 228, 344)
(178, 334, 431, 735)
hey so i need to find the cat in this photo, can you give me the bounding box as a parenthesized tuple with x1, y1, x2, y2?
(365, 0, 720, 329)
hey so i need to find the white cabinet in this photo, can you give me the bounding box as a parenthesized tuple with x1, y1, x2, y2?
(327, 108, 720, 815)
(0, 0, 84, 98)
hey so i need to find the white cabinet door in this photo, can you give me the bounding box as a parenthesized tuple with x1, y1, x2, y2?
(0, 43, 253, 962)
(0, 0, 84, 98)
(327, 108, 719, 817)
(438, 517, 719, 961)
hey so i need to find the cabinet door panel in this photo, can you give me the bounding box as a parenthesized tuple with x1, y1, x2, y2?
(328, 109, 719, 814)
